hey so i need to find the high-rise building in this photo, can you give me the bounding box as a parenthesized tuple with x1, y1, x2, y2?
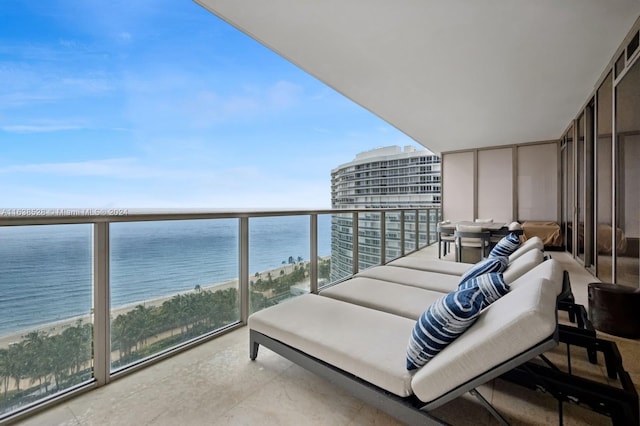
(330, 146, 441, 280)
(331, 145, 441, 208)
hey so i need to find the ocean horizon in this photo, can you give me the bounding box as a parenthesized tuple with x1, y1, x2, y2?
(0, 215, 332, 336)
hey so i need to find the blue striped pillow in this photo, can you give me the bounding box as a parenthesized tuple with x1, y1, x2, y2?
(458, 272, 510, 308)
(458, 256, 508, 286)
(406, 273, 509, 370)
(489, 232, 521, 258)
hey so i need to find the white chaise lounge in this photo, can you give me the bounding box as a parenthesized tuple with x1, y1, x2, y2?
(248, 235, 639, 425)
(386, 236, 544, 276)
(320, 256, 561, 321)
(249, 254, 561, 424)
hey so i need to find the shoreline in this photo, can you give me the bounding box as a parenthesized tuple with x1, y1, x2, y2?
(0, 258, 326, 349)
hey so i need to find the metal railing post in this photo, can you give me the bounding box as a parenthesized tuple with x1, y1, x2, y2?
(380, 211, 386, 264)
(414, 209, 420, 251)
(352, 212, 359, 274)
(400, 211, 406, 256)
(93, 221, 110, 386)
(239, 217, 249, 323)
(310, 214, 318, 293)
(425, 208, 431, 245)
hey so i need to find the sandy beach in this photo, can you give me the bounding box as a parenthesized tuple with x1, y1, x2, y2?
(0, 260, 314, 350)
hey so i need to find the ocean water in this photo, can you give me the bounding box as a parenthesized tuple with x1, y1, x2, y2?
(0, 215, 332, 336)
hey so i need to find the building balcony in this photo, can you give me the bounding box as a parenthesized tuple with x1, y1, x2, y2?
(1, 209, 638, 425)
(14, 242, 640, 426)
(0, 208, 433, 424)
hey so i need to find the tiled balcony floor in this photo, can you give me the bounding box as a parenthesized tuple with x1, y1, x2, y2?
(16, 248, 640, 425)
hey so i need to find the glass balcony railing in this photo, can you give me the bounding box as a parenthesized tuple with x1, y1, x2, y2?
(0, 207, 440, 423)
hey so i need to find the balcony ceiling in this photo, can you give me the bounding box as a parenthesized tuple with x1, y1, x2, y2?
(195, 0, 640, 154)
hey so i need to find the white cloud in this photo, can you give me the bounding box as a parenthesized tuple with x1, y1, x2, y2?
(0, 166, 332, 209)
(1, 124, 84, 133)
(0, 158, 148, 178)
(60, 76, 114, 94)
(268, 80, 303, 108)
(139, 79, 305, 129)
(117, 32, 132, 42)
(0, 92, 58, 108)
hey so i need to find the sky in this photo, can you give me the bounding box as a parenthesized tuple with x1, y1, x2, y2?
(0, 0, 422, 209)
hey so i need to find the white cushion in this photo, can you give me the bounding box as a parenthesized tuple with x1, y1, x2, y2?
(509, 237, 544, 262)
(508, 221, 522, 231)
(356, 265, 460, 293)
(509, 258, 564, 296)
(503, 249, 544, 283)
(387, 257, 473, 276)
(320, 277, 443, 319)
(412, 277, 558, 403)
(249, 294, 415, 397)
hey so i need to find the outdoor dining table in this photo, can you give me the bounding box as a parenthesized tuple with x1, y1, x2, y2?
(438, 221, 507, 233)
(438, 221, 507, 262)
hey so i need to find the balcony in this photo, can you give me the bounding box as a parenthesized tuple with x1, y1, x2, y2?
(1, 209, 638, 425)
(3, 1, 639, 423)
(13, 241, 640, 426)
(0, 208, 438, 424)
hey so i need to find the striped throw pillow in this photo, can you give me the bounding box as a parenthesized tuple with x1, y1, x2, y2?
(489, 232, 521, 258)
(406, 273, 509, 370)
(458, 272, 510, 308)
(458, 256, 508, 286)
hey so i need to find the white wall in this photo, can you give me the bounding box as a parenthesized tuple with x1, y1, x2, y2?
(442, 142, 559, 224)
(517, 143, 558, 221)
(442, 151, 474, 221)
(478, 148, 513, 223)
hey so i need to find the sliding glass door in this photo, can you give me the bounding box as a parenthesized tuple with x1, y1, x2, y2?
(596, 72, 613, 282)
(561, 125, 574, 253)
(615, 58, 640, 288)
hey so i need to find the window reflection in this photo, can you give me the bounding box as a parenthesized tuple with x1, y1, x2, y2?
(596, 72, 613, 282)
(615, 59, 640, 288)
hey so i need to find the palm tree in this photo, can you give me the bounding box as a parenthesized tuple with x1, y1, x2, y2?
(319, 258, 331, 279)
(0, 348, 10, 399)
(130, 305, 154, 349)
(7, 342, 27, 392)
(49, 334, 74, 391)
(112, 313, 137, 359)
(23, 330, 50, 391)
(61, 321, 92, 376)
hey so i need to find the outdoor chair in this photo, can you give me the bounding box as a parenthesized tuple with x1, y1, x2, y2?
(436, 221, 455, 259)
(454, 224, 490, 262)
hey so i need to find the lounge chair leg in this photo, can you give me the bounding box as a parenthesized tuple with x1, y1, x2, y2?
(558, 400, 564, 426)
(469, 388, 510, 426)
(250, 334, 260, 360)
(250, 341, 260, 360)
